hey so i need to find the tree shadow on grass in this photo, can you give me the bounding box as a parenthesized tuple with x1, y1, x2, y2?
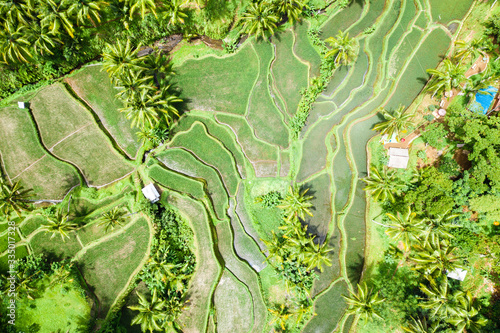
(346, 253, 365, 285)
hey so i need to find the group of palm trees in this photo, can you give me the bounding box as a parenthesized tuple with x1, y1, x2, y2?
(102, 39, 182, 132)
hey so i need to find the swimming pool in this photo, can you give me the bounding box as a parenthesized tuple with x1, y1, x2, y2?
(472, 86, 498, 114)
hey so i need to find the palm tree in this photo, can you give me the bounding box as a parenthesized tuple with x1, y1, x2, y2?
(0, 0, 35, 25)
(41, 210, 78, 241)
(67, 0, 104, 26)
(425, 59, 469, 98)
(115, 69, 154, 100)
(128, 290, 167, 333)
(420, 211, 458, 247)
(27, 24, 62, 56)
(142, 51, 175, 88)
(303, 238, 333, 272)
(239, 2, 280, 40)
(402, 316, 439, 333)
(343, 282, 385, 322)
(454, 37, 490, 64)
(0, 22, 33, 63)
(99, 206, 128, 232)
(261, 231, 286, 266)
(0, 179, 31, 219)
(278, 185, 313, 221)
(273, 0, 307, 25)
(411, 240, 463, 278)
(361, 164, 406, 203)
(39, 0, 76, 38)
(127, 0, 157, 20)
(268, 303, 293, 331)
(385, 207, 426, 251)
(446, 291, 488, 333)
(372, 104, 413, 141)
(102, 39, 143, 80)
(120, 87, 181, 129)
(161, 0, 188, 26)
(419, 280, 464, 318)
(325, 30, 357, 66)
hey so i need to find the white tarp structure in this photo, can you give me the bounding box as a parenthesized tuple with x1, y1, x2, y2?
(142, 183, 160, 203)
(447, 268, 467, 281)
(18, 102, 25, 109)
(387, 148, 409, 169)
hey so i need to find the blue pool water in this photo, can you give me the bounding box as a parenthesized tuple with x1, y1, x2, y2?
(472, 86, 497, 114)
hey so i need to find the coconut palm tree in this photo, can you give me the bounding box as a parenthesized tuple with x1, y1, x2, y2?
(99, 206, 128, 232)
(402, 316, 439, 333)
(385, 207, 426, 251)
(239, 1, 280, 40)
(261, 230, 286, 266)
(420, 211, 458, 247)
(278, 185, 313, 221)
(28, 23, 62, 56)
(102, 39, 143, 80)
(0, 0, 35, 25)
(127, 0, 157, 20)
(411, 240, 463, 278)
(372, 104, 413, 141)
(446, 291, 488, 333)
(0, 22, 33, 63)
(128, 290, 167, 333)
(0, 179, 31, 219)
(454, 37, 490, 64)
(41, 210, 78, 241)
(419, 280, 464, 318)
(303, 238, 333, 272)
(161, 0, 188, 26)
(425, 59, 469, 98)
(39, 0, 76, 38)
(273, 0, 307, 25)
(67, 0, 104, 26)
(142, 51, 175, 88)
(115, 69, 154, 101)
(361, 164, 406, 203)
(268, 303, 293, 331)
(343, 282, 385, 322)
(325, 30, 357, 66)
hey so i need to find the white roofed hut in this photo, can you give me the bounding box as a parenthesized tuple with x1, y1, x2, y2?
(142, 183, 161, 203)
(387, 148, 409, 169)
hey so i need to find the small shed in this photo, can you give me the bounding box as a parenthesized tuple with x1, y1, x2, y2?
(387, 148, 409, 169)
(142, 183, 160, 203)
(447, 268, 467, 281)
(18, 102, 25, 109)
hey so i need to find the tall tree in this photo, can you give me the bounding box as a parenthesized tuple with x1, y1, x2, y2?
(420, 211, 458, 247)
(402, 316, 439, 333)
(98, 206, 128, 232)
(0, 0, 35, 25)
(239, 1, 280, 40)
(127, 0, 157, 20)
(278, 185, 313, 221)
(128, 290, 167, 333)
(343, 282, 385, 322)
(41, 210, 77, 241)
(303, 238, 333, 272)
(419, 280, 464, 318)
(372, 104, 413, 141)
(361, 164, 407, 203)
(273, 0, 307, 25)
(39, 0, 76, 38)
(268, 303, 293, 331)
(67, 0, 104, 26)
(385, 207, 426, 251)
(454, 37, 490, 64)
(0, 179, 31, 219)
(161, 0, 188, 26)
(411, 240, 463, 278)
(28, 24, 62, 56)
(0, 22, 32, 63)
(446, 291, 488, 333)
(102, 39, 143, 80)
(325, 30, 357, 66)
(425, 59, 469, 98)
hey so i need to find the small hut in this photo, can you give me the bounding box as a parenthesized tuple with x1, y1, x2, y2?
(142, 183, 160, 203)
(387, 148, 409, 169)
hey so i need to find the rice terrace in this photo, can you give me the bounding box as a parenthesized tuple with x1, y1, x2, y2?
(1, 0, 500, 332)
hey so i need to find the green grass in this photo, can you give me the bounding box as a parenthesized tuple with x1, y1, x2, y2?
(173, 41, 259, 115)
(344, 187, 367, 284)
(65, 65, 141, 158)
(77, 216, 150, 316)
(430, 0, 474, 24)
(320, 0, 364, 38)
(0, 245, 28, 273)
(16, 271, 92, 332)
(148, 164, 205, 199)
(332, 139, 352, 212)
(303, 280, 349, 333)
(157, 148, 229, 220)
(246, 41, 290, 148)
(297, 117, 334, 182)
(30, 83, 94, 148)
(293, 22, 322, 77)
(414, 10, 429, 29)
(214, 269, 254, 332)
(216, 113, 278, 163)
(347, 0, 387, 37)
(19, 215, 45, 236)
(302, 173, 333, 241)
(311, 224, 342, 297)
(31, 230, 82, 260)
(385, 0, 418, 52)
(385, 28, 451, 110)
(172, 113, 248, 178)
(0, 106, 80, 199)
(52, 125, 134, 186)
(169, 122, 240, 195)
(271, 30, 309, 117)
(308, 101, 337, 125)
(388, 28, 424, 79)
